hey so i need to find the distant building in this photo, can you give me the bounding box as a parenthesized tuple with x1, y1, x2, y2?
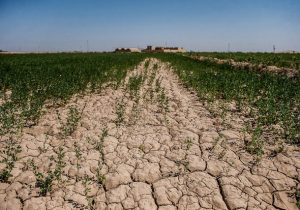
(114, 46, 187, 53)
(142, 46, 186, 53)
(143, 46, 156, 52)
(114, 48, 141, 53)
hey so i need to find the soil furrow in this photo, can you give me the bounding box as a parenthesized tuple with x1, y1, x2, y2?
(0, 58, 299, 210)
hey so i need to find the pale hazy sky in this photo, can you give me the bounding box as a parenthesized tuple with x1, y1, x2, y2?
(0, 0, 300, 52)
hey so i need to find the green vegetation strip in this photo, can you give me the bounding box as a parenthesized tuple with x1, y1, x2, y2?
(155, 53, 300, 144)
(189, 52, 300, 71)
(1, 53, 299, 145)
(0, 53, 146, 134)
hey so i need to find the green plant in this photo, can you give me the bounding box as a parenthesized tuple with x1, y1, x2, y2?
(218, 149, 226, 160)
(32, 147, 66, 196)
(154, 53, 300, 144)
(53, 147, 66, 181)
(155, 78, 162, 93)
(82, 175, 91, 196)
(0, 138, 21, 182)
(245, 127, 264, 158)
(30, 160, 54, 196)
(269, 141, 284, 158)
(184, 138, 193, 150)
(139, 144, 146, 152)
(147, 70, 156, 87)
(175, 160, 190, 172)
(115, 100, 125, 126)
(38, 136, 48, 154)
(82, 174, 96, 209)
(94, 128, 107, 167)
(93, 129, 107, 187)
(296, 189, 300, 209)
(95, 168, 106, 186)
(0, 103, 21, 135)
(95, 128, 107, 150)
(144, 60, 150, 69)
(188, 52, 300, 71)
(61, 106, 81, 137)
(0, 53, 146, 135)
(35, 171, 55, 196)
(129, 102, 140, 125)
(127, 75, 144, 100)
(74, 142, 82, 180)
(158, 88, 169, 113)
(220, 103, 227, 126)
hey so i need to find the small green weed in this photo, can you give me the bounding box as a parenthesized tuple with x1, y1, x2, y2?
(96, 168, 106, 186)
(95, 128, 107, 152)
(184, 138, 193, 150)
(127, 75, 144, 99)
(115, 101, 125, 126)
(74, 142, 82, 180)
(245, 127, 264, 158)
(144, 60, 150, 69)
(158, 88, 169, 113)
(139, 144, 146, 152)
(61, 106, 81, 137)
(0, 138, 21, 183)
(269, 141, 284, 158)
(296, 189, 300, 209)
(155, 78, 162, 93)
(147, 71, 156, 87)
(32, 147, 66, 196)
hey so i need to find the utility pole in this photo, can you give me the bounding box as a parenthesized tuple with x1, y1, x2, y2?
(273, 45, 276, 53)
(227, 43, 231, 52)
(86, 40, 89, 52)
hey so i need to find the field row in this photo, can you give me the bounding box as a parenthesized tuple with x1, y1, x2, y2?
(155, 54, 300, 145)
(0, 58, 299, 209)
(189, 52, 300, 71)
(0, 53, 299, 146)
(0, 53, 147, 135)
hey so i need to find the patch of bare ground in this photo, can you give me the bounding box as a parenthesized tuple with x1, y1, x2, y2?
(0, 59, 299, 210)
(191, 55, 299, 78)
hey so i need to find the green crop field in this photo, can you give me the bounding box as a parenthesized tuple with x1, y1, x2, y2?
(0, 53, 146, 135)
(189, 52, 300, 71)
(1, 52, 300, 209)
(1, 52, 299, 145)
(155, 53, 300, 144)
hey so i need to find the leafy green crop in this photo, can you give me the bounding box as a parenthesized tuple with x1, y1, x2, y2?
(189, 52, 300, 71)
(1, 52, 299, 145)
(0, 53, 146, 134)
(154, 53, 300, 144)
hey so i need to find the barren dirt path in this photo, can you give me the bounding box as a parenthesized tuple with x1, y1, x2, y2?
(0, 59, 299, 210)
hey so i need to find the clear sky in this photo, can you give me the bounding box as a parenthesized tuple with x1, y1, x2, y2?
(0, 0, 300, 52)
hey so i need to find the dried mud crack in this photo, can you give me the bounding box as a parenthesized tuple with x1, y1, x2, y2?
(0, 59, 299, 210)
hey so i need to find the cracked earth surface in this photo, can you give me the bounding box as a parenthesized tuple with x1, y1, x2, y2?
(0, 59, 299, 210)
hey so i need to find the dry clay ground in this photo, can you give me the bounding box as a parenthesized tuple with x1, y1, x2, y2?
(0, 59, 299, 210)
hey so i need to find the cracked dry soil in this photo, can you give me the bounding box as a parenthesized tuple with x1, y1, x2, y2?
(0, 59, 299, 210)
